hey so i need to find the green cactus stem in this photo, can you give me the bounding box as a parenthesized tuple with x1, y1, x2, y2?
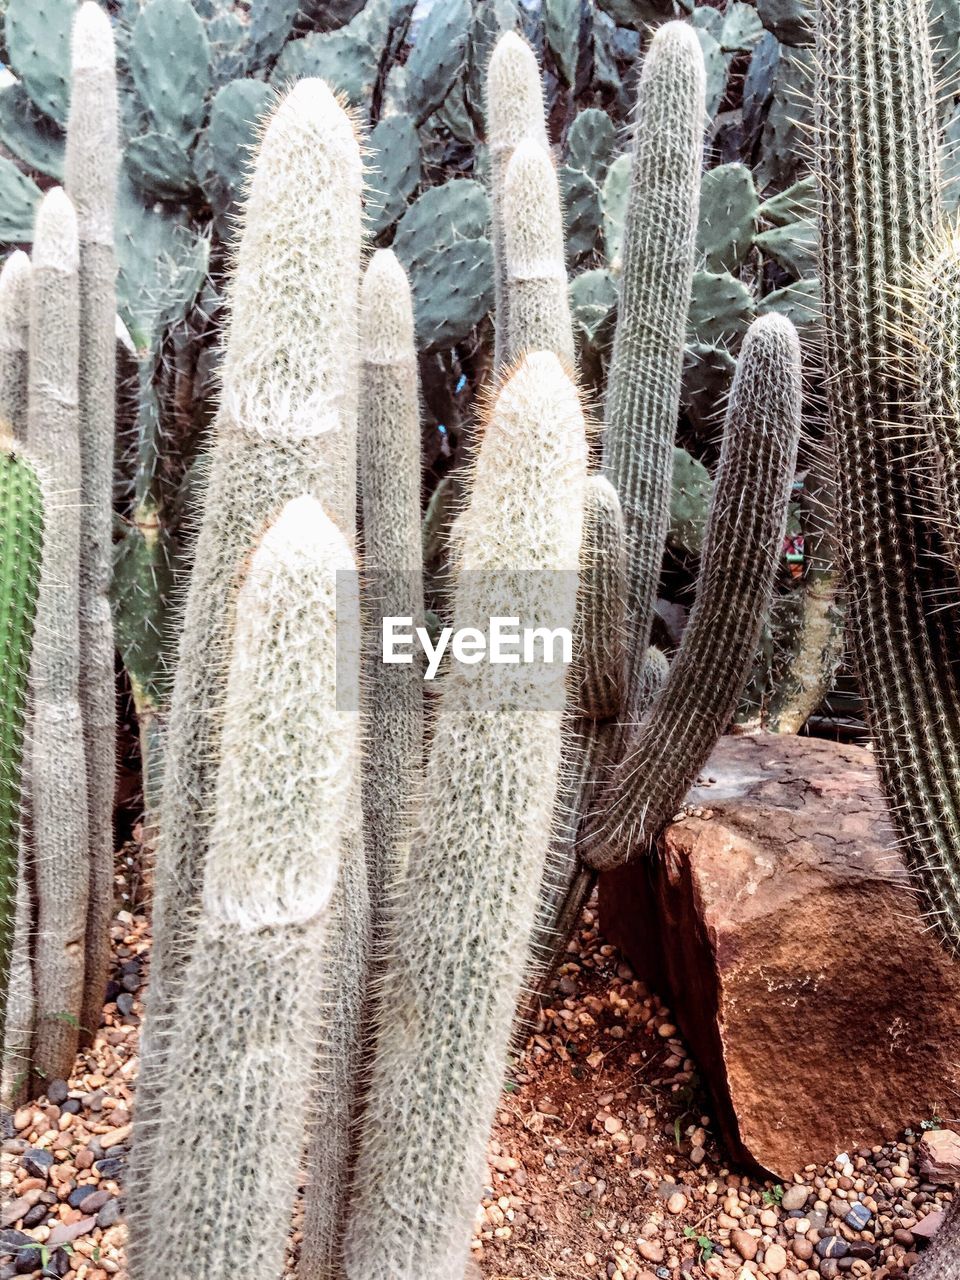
(65, 0, 120, 1051)
(0, 438, 42, 1057)
(919, 227, 960, 580)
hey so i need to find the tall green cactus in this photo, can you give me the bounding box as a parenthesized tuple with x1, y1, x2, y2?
(26, 187, 89, 1087)
(142, 495, 358, 1280)
(66, 0, 120, 1051)
(357, 248, 424, 941)
(919, 228, 960, 580)
(0, 438, 42, 1056)
(131, 78, 368, 1272)
(345, 351, 588, 1280)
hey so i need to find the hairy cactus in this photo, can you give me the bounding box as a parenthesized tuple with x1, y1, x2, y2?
(65, 0, 119, 1050)
(26, 187, 89, 1086)
(142, 495, 358, 1280)
(357, 249, 424, 937)
(503, 138, 575, 367)
(486, 31, 549, 372)
(919, 228, 960, 579)
(0, 252, 31, 435)
(132, 78, 367, 1269)
(0, 439, 43, 1054)
(583, 313, 803, 866)
(345, 351, 588, 1280)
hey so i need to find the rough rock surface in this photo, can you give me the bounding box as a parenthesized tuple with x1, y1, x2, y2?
(599, 732, 960, 1180)
(920, 1129, 960, 1184)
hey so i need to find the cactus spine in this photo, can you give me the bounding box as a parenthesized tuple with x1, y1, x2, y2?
(919, 228, 960, 580)
(814, 0, 960, 944)
(0, 440, 42, 1055)
(65, 0, 120, 1049)
(143, 496, 358, 1280)
(133, 80, 367, 1271)
(26, 188, 89, 1085)
(345, 352, 587, 1280)
(503, 139, 575, 367)
(486, 32, 549, 373)
(357, 249, 424, 936)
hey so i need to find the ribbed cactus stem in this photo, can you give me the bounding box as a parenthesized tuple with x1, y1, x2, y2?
(0, 253, 31, 438)
(356, 249, 424, 936)
(345, 352, 587, 1280)
(0, 439, 42, 1055)
(487, 31, 549, 372)
(919, 228, 960, 578)
(26, 187, 89, 1084)
(503, 138, 575, 367)
(133, 79, 366, 1270)
(142, 496, 357, 1280)
(815, 0, 960, 944)
(66, 0, 119, 1049)
(583, 314, 802, 870)
(602, 21, 705, 701)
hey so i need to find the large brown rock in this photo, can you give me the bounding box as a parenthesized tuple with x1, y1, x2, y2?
(599, 733, 960, 1179)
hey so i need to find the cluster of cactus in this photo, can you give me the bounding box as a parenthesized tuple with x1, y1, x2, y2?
(0, 0, 853, 767)
(0, 1, 118, 1103)
(812, 0, 960, 1270)
(126, 12, 803, 1278)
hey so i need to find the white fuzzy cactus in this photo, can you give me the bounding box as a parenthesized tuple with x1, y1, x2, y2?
(487, 32, 550, 371)
(26, 188, 89, 1085)
(503, 138, 574, 367)
(143, 495, 359, 1280)
(65, 0, 120, 1048)
(0, 252, 31, 438)
(133, 78, 367, 1270)
(345, 351, 587, 1280)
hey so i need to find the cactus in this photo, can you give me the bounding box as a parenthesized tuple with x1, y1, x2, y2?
(357, 249, 425, 937)
(25, 187, 89, 1085)
(131, 79, 367, 1269)
(503, 139, 576, 367)
(365, 113, 421, 237)
(918, 228, 960, 579)
(0, 253, 31, 436)
(0, 440, 43, 1056)
(486, 31, 549, 371)
(4, 0, 75, 125)
(142, 496, 358, 1280)
(582, 313, 802, 866)
(65, 0, 120, 1051)
(814, 0, 960, 943)
(345, 351, 588, 1280)
(130, 0, 213, 144)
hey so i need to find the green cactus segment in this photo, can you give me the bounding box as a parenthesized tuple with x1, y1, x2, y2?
(585, 314, 802, 871)
(574, 475, 627, 724)
(758, 0, 814, 45)
(0, 443, 42, 1055)
(26, 188, 90, 1086)
(919, 231, 960, 579)
(815, 0, 960, 945)
(722, 1, 764, 50)
(602, 21, 705, 698)
(559, 164, 603, 267)
(695, 26, 732, 118)
(357, 250, 425, 938)
(668, 445, 711, 558)
(545, 0, 581, 87)
(0, 83, 65, 182)
(757, 277, 821, 330)
(504, 140, 575, 366)
(754, 218, 818, 277)
(0, 160, 42, 243)
(697, 163, 758, 274)
(366, 113, 421, 236)
(272, 0, 390, 113)
(142, 497, 357, 1280)
(200, 78, 275, 224)
(600, 152, 630, 267)
(757, 46, 815, 192)
(687, 270, 755, 346)
(758, 174, 817, 226)
(131, 0, 212, 143)
(404, 0, 470, 124)
(345, 353, 587, 1280)
(566, 108, 616, 186)
(682, 342, 736, 436)
(393, 179, 493, 352)
(247, 0, 300, 71)
(125, 132, 197, 202)
(569, 268, 617, 350)
(5, 0, 75, 126)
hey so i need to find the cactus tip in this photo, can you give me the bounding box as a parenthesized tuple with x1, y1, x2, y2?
(264, 77, 359, 161)
(361, 250, 415, 365)
(259, 494, 354, 577)
(31, 189, 79, 273)
(72, 2, 115, 72)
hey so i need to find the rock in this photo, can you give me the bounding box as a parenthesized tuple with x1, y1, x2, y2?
(912, 1209, 945, 1239)
(781, 1185, 809, 1211)
(816, 1237, 848, 1259)
(763, 1242, 788, 1273)
(732, 1228, 758, 1260)
(0, 1233, 31, 1259)
(96, 1198, 120, 1229)
(599, 734, 960, 1178)
(18, 1207, 46, 1231)
(44, 1080, 68, 1106)
(0, 1202, 30, 1232)
(20, 1149, 52, 1180)
(919, 1129, 960, 1183)
(667, 1192, 687, 1214)
(45, 1217, 96, 1248)
(844, 1202, 871, 1231)
(76, 1190, 110, 1215)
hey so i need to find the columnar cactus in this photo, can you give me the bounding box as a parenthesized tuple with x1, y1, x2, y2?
(486, 31, 550, 372)
(345, 351, 588, 1280)
(26, 188, 89, 1086)
(132, 79, 367, 1269)
(0, 439, 43, 1054)
(919, 228, 960, 580)
(357, 249, 425, 938)
(0, 253, 31, 435)
(65, 0, 120, 1049)
(142, 495, 358, 1280)
(503, 139, 575, 368)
